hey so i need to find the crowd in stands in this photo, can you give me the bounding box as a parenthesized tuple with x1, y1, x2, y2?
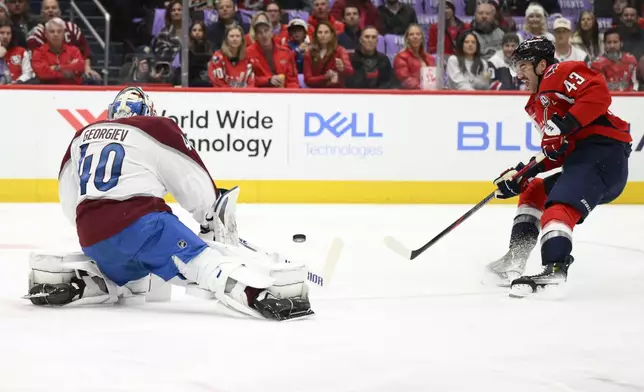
(1, 0, 643, 91)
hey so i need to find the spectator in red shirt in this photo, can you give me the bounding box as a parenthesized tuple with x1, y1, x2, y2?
(247, 18, 299, 88)
(266, 2, 289, 45)
(0, 19, 33, 83)
(247, 12, 285, 47)
(209, 25, 255, 88)
(394, 23, 436, 89)
(308, 0, 345, 37)
(590, 28, 638, 91)
(31, 17, 85, 84)
(427, 0, 470, 55)
(330, 0, 380, 31)
(304, 21, 354, 87)
(27, 0, 100, 81)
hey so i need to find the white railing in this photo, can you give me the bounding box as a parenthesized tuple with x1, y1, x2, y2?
(69, 0, 111, 85)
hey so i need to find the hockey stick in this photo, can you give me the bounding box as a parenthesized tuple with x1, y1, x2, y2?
(238, 237, 344, 288)
(384, 152, 546, 260)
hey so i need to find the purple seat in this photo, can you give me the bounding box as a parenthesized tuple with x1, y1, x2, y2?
(372, 0, 384, 7)
(152, 8, 165, 37)
(413, 0, 424, 17)
(298, 73, 308, 88)
(597, 17, 612, 30)
(285, 9, 309, 22)
(386, 53, 396, 65)
(203, 9, 218, 25)
(172, 53, 181, 69)
(425, 0, 438, 14)
(453, 0, 465, 16)
(377, 34, 385, 53)
(239, 9, 255, 24)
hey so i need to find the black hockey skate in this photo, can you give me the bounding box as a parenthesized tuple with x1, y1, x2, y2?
(23, 278, 86, 305)
(509, 256, 574, 298)
(252, 294, 314, 321)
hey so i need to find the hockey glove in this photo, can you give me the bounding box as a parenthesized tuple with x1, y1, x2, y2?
(494, 162, 529, 199)
(542, 113, 577, 161)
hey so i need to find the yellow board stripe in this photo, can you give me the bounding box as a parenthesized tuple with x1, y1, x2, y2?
(2, 179, 644, 204)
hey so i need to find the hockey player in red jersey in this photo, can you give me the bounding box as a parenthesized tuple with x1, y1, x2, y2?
(25, 87, 313, 320)
(485, 37, 632, 297)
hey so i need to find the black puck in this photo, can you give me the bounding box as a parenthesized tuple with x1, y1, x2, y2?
(292, 234, 306, 243)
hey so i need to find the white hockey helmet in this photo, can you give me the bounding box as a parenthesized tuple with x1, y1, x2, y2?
(107, 86, 156, 120)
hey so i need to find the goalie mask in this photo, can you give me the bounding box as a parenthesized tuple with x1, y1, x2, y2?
(108, 86, 156, 120)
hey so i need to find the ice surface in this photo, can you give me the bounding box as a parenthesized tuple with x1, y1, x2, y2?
(1, 203, 643, 392)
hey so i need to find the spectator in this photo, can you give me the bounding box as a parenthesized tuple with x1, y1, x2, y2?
(273, 0, 312, 13)
(304, 21, 353, 87)
(119, 45, 171, 84)
(347, 26, 396, 88)
(153, 0, 183, 63)
(208, 25, 255, 87)
(286, 18, 310, 73)
(427, 0, 469, 55)
(466, 0, 515, 32)
(5, 0, 38, 38)
(378, 0, 417, 35)
(0, 2, 25, 47)
(308, 0, 345, 37)
(246, 12, 272, 46)
(188, 20, 214, 86)
(330, 0, 380, 31)
(471, 2, 505, 60)
(0, 19, 33, 83)
(393, 23, 436, 89)
(337, 6, 361, 52)
(28, 0, 100, 82)
(552, 17, 588, 63)
(572, 11, 603, 61)
(206, 0, 250, 51)
(31, 18, 85, 84)
(517, 3, 554, 42)
(590, 28, 638, 91)
(447, 31, 491, 90)
(247, 18, 299, 88)
(487, 32, 522, 89)
(266, 2, 289, 45)
(616, 6, 644, 60)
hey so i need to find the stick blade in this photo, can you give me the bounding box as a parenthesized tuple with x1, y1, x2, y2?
(383, 236, 413, 260)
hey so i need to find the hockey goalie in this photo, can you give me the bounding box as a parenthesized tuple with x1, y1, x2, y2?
(25, 86, 314, 321)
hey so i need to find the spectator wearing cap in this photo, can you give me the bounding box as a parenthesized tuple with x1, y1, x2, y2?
(394, 24, 436, 89)
(0, 2, 26, 47)
(616, 6, 644, 60)
(378, 0, 417, 35)
(590, 28, 638, 91)
(330, 0, 380, 31)
(447, 31, 492, 90)
(31, 17, 85, 84)
(28, 0, 100, 81)
(471, 2, 504, 60)
(487, 32, 522, 90)
(209, 25, 256, 87)
(119, 45, 171, 84)
(153, 0, 183, 63)
(247, 18, 299, 88)
(337, 6, 361, 52)
(347, 26, 396, 88)
(572, 11, 603, 62)
(0, 19, 34, 83)
(265, 2, 289, 45)
(247, 12, 272, 46)
(304, 21, 354, 87)
(517, 3, 554, 42)
(188, 20, 214, 86)
(552, 17, 589, 63)
(286, 18, 310, 73)
(308, 0, 345, 37)
(206, 0, 250, 51)
(427, 0, 469, 55)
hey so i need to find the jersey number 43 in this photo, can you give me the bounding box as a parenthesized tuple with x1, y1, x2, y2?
(78, 143, 125, 196)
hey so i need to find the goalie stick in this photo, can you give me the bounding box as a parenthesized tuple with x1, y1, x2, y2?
(238, 237, 344, 288)
(384, 152, 546, 260)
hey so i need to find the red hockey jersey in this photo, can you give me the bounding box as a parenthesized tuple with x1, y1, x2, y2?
(525, 61, 631, 171)
(208, 50, 255, 87)
(589, 53, 638, 92)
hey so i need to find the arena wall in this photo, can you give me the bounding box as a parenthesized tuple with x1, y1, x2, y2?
(1, 86, 642, 203)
